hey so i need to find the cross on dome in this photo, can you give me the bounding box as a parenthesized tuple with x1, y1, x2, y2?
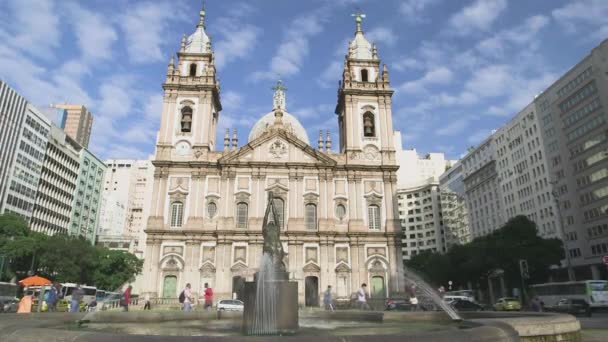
(348, 10, 372, 59)
(272, 79, 287, 111)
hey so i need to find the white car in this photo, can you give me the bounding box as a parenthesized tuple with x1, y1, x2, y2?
(217, 299, 244, 311)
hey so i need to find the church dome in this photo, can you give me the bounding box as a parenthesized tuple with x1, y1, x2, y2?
(247, 80, 309, 144)
(185, 8, 210, 53)
(248, 110, 309, 144)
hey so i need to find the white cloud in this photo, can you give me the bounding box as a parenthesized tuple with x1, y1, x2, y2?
(253, 8, 330, 80)
(317, 61, 343, 88)
(366, 27, 397, 47)
(213, 4, 262, 69)
(98, 75, 137, 119)
(400, 0, 440, 22)
(143, 93, 163, 120)
(467, 129, 492, 144)
(464, 64, 510, 97)
(399, 66, 453, 94)
(392, 58, 425, 72)
(476, 15, 549, 58)
(552, 0, 608, 39)
(292, 104, 333, 119)
(448, 0, 507, 36)
(67, 4, 118, 61)
(0, 0, 61, 58)
(120, 1, 185, 64)
(436, 118, 470, 136)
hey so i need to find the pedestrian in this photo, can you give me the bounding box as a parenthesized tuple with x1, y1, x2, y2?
(180, 283, 193, 312)
(357, 283, 370, 310)
(144, 293, 151, 310)
(70, 285, 84, 313)
(46, 283, 59, 312)
(203, 283, 213, 311)
(410, 296, 419, 311)
(323, 285, 334, 311)
(121, 285, 132, 312)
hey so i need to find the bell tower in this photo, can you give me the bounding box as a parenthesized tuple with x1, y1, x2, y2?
(156, 6, 222, 159)
(335, 12, 395, 164)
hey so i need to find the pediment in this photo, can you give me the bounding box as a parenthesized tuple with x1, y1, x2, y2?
(335, 262, 351, 273)
(231, 261, 248, 272)
(218, 130, 337, 166)
(303, 262, 321, 272)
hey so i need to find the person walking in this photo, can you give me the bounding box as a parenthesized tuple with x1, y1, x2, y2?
(357, 283, 370, 310)
(46, 283, 59, 312)
(410, 296, 419, 312)
(181, 283, 193, 312)
(323, 285, 334, 311)
(121, 285, 132, 312)
(143, 293, 151, 310)
(70, 285, 84, 313)
(203, 283, 213, 311)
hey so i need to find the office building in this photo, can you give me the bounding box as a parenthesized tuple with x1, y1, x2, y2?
(51, 104, 94, 148)
(439, 161, 470, 248)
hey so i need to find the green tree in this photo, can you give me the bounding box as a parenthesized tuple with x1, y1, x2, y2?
(405, 215, 564, 291)
(93, 249, 143, 290)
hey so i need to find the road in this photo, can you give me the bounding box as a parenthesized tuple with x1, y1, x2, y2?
(579, 311, 608, 342)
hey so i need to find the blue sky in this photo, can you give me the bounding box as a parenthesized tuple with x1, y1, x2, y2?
(1, 0, 607, 160)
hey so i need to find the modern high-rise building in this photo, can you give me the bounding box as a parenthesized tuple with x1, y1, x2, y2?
(69, 149, 106, 244)
(30, 126, 80, 236)
(0, 81, 30, 215)
(1, 102, 51, 221)
(439, 161, 470, 248)
(394, 133, 456, 260)
(493, 103, 558, 239)
(51, 104, 93, 148)
(461, 136, 505, 239)
(97, 158, 154, 258)
(535, 39, 608, 279)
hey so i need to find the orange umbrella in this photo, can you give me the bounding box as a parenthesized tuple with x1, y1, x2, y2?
(18, 275, 52, 286)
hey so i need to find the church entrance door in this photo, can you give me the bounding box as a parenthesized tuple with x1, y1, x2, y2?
(305, 276, 319, 307)
(370, 276, 385, 298)
(232, 276, 246, 300)
(162, 275, 177, 298)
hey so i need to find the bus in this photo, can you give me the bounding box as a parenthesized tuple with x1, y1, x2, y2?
(60, 283, 97, 305)
(0, 282, 18, 301)
(530, 280, 608, 310)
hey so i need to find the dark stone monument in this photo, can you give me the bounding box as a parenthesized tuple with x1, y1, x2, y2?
(242, 192, 299, 335)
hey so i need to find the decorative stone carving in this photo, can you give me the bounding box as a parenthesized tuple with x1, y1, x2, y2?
(367, 247, 386, 257)
(200, 263, 216, 277)
(202, 246, 215, 263)
(303, 262, 321, 272)
(363, 145, 380, 161)
(305, 247, 318, 263)
(163, 246, 184, 256)
(370, 259, 386, 273)
(335, 263, 351, 273)
(336, 247, 349, 264)
(234, 246, 247, 263)
(269, 139, 287, 159)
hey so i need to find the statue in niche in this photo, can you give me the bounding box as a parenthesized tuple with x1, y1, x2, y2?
(262, 191, 286, 272)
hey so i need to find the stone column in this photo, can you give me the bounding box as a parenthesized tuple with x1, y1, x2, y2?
(145, 242, 162, 297)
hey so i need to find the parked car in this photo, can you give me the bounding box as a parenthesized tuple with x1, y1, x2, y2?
(494, 297, 521, 311)
(549, 298, 591, 317)
(1, 299, 18, 313)
(217, 299, 244, 311)
(386, 298, 412, 311)
(450, 299, 485, 312)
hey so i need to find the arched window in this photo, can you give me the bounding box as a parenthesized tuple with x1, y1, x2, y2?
(305, 204, 317, 230)
(335, 204, 346, 220)
(367, 204, 380, 230)
(170, 202, 184, 227)
(272, 197, 285, 229)
(361, 69, 369, 82)
(207, 202, 217, 218)
(236, 202, 248, 228)
(189, 63, 197, 76)
(363, 112, 375, 137)
(181, 106, 192, 133)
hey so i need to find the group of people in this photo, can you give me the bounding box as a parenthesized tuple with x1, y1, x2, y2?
(179, 283, 214, 311)
(322, 283, 377, 311)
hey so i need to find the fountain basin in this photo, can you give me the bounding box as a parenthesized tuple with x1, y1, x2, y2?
(0, 310, 582, 342)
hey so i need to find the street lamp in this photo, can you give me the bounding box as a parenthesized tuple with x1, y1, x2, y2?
(550, 180, 575, 281)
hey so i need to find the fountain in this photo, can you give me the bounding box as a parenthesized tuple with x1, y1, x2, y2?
(241, 192, 298, 335)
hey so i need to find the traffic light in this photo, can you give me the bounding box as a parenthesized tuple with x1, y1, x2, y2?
(519, 259, 529, 279)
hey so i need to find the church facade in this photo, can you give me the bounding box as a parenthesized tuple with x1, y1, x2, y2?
(142, 9, 404, 305)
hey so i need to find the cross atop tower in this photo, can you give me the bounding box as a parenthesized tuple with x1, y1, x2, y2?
(351, 10, 366, 33)
(272, 79, 287, 110)
(197, 3, 206, 28)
